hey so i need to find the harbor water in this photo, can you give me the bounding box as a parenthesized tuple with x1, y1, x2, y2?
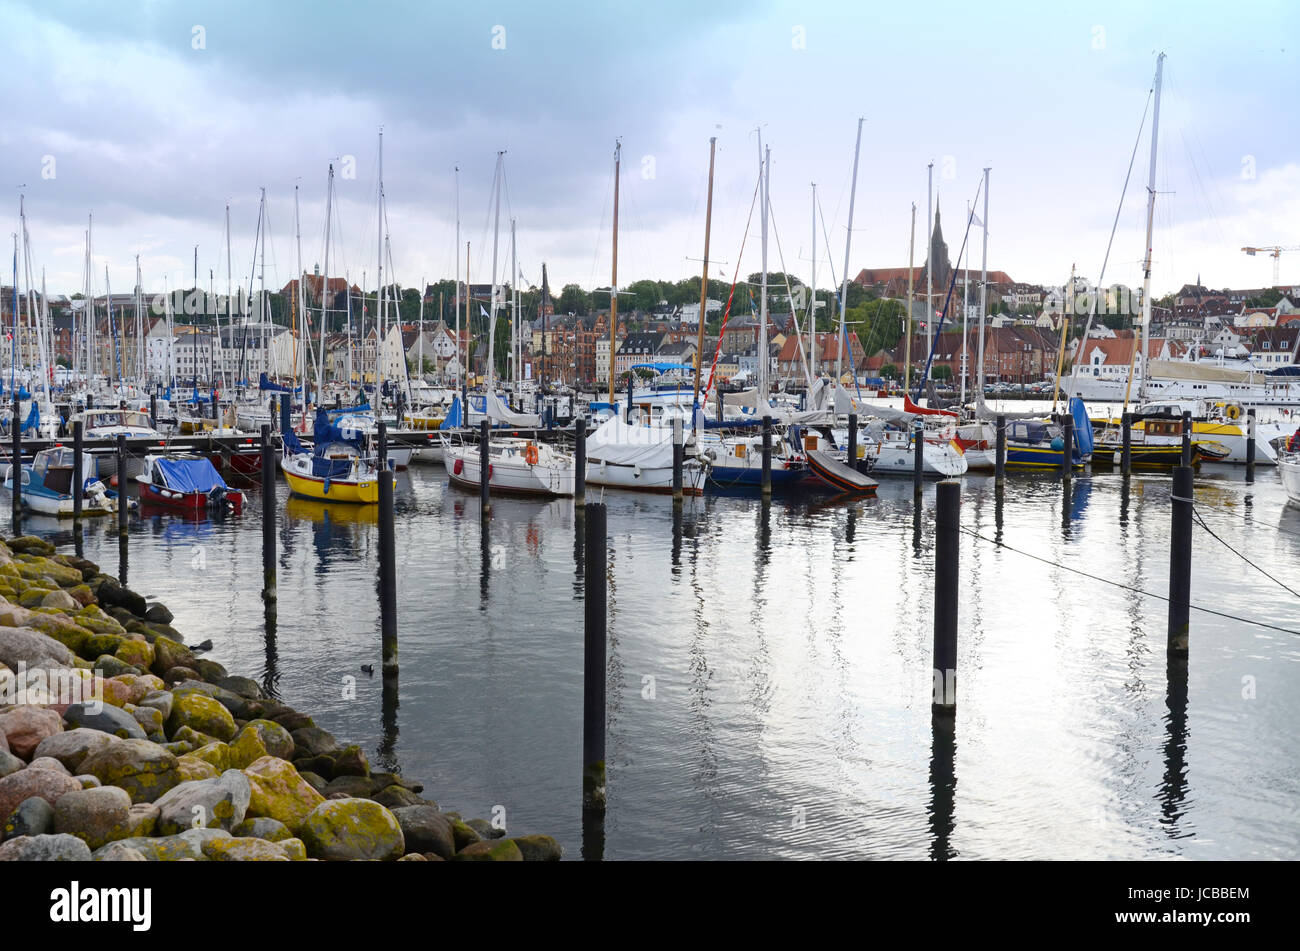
(14, 451, 1298, 860)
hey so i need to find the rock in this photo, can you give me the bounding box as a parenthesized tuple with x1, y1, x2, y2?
(330, 744, 370, 777)
(108, 673, 156, 705)
(92, 655, 137, 679)
(97, 677, 135, 708)
(273, 710, 315, 732)
(293, 754, 337, 779)
(40, 589, 78, 611)
(279, 837, 307, 861)
(131, 705, 163, 736)
(323, 775, 378, 798)
(93, 842, 147, 861)
(372, 785, 426, 809)
(467, 817, 505, 840)
(175, 755, 219, 783)
(104, 828, 231, 861)
(290, 726, 341, 759)
(7, 535, 55, 555)
(453, 839, 523, 862)
(217, 676, 264, 700)
(84, 632, 126, 656)
(27, 756, 70, 774)
(163, 666, 199, 686)
(449, 818, 482, 850)
(51, 785, 133, 849)
(144, 603, 174, 625)
(193, 658, 227, 683)
(0, 751, 25, 778)
(242, 755, 325, 834)
(0, 766, 83, 819)
(0, 832, 92, 861)
(74, 774, 101, 789)
(66, 584, 95, 607)
(114, 638, 154, 670)
(137, 689, 173, 720)
(389, 805, 454, 860)
(78, 738, 180, 804)
(370, 771, 424, 794)
(94, 577, 148, 618)
(298, 771, 328, 795)
(509, 834, 563, 861)
(232, 816, 291, 841)
(189, 741, 231, 772)
(62, 702, 147, 740)
(0, 625, 75, 670)
(0, 706, 64, 759)
(399, 853, 426, 861)
(298, 798, 405, 862)
(167, 690, 236, 742)
(172, 680, 251, 718)
(154, 769, 250, 834)
(202, 836, 290, 861)
(3, 796, 55, 840)
(239, 719, 293, 760)
(151, 636, 196, 676)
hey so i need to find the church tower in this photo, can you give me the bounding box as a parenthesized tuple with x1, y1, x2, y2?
(924, 203, 952, 293)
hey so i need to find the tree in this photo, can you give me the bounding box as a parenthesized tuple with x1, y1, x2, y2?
(852, 298, 907, 356)
(558, 284, 590, 316)
(880, 363, 898, 379)
(1247, 288, 1283, 308)
(931, 364, 953, 381)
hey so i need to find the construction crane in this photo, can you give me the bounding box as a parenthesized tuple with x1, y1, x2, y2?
(1241, 245, 1300, 285)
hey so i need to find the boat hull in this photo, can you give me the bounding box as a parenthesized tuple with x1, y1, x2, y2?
(585, 459, 706, 494)
(281, 459, 379, 504)
(446, 447, 574, 497)
(1279, 451, 1300, 505)
(138, 482, 243, 514)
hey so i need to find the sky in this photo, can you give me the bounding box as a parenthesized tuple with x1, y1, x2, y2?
(1, 0, 1298, 305)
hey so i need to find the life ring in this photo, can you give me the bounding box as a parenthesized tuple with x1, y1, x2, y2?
(1225, 403, 1241, 420)
(524, 443, 539, 465)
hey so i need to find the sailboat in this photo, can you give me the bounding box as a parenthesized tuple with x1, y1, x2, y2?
(280, 406, 384, 504)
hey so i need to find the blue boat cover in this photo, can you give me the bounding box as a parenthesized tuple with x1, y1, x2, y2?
(258, 372, 301, 394)
(440, 396, 462, 430)
(19, 402, 39, 433)
(157, 457, 228, 493)
(1069, 396, 1095, 457)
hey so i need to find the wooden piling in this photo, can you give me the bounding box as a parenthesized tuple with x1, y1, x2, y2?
(913, 418, 924, 499)
(1245, 408, 1256, 483)
(994, 414, 1006, 486)
(672, 417, 683, 502)
(1061, 412, 1074, 481)
(479, 419, 491, 517)
(847, 412, 858, 473)
(260, 424, 276, 601)
(115, 434, 128, 538)
(933, 479, 960, 712)
(1121, 412, 1132, 476)
(1180, 411, 1192, 467)
(1168, 465, 1193, 656)
(761, 415, 772, 498)
(10, 398, 21, 523)
(72, 420, 83, 524)
(377, 422, 397, 674)
(583, 502, 608, 810)
(149, 394, 157, 430)
(574, 415, 586, 509)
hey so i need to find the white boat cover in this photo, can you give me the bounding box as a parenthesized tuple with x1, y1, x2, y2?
(586, 415, 676, 469)
(486, 391, 541, 428)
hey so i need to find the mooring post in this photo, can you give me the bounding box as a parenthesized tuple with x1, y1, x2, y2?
(583, 501, 608, 811)
(10, 398, 21, 523)
(72, 420, 83, 524)
(672, 417, 684, 502)
(1245, 408, 1256, 483)
(115, 433, 128, 538)
(1121, 412, 1132, 476)
(279, 394, 291, 436)
(913, 418, 924, 499)
(574, 415, 586, 509)
(479, 419, 491, 517)
(260, 424, 276, 601)
(149, 394, 157, 430)
(1061, 412, 1074, 481)
(1181, 411, 1192, 467)
(1168, 465, 1192, 656)
(994, 414, 1006, 486)
(933, 479, 960, 712)
(761, 415, 773, 498)
(377, 422, 397, 674)
(847, 412, 858, 473)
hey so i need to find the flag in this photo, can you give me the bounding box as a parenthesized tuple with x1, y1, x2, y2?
(970, 212, 984, 228)
(479, 305, 490, 318)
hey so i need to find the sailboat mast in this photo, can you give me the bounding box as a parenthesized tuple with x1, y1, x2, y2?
(463, 242, 470, 401)
(320, 165, 334, 394)
(759, 141, 769, 403)
(836, 118, 864, 386)
(224, 205, 232, 391)
(925, 161, 933, 370)
(294, 184, 306, 422)
(905, 204, 916, 394)
(961, 201, 970, 405)
(1136, 52, 1166, 408)
(453, 165, 461, 391)
(977, 168, 990, 396)
(692, 137, 716, 419)
(807, 182, 816, 386)
(510, 217, 518, 393)
(375, 132, 385, 400)
(609, 141, 621, 406)
(488, 151, 503, 393)
(135, 256, 144, 388)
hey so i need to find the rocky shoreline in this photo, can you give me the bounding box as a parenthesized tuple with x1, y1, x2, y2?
(0, 534, 560, 861)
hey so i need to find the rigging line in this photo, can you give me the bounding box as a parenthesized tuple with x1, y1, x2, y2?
(959, 526, 1300, 638)
(701, 172, 763, 401)
(766, 201, 813, 385)
(1072, 89, 1153, 383)
(1177, 499, 1300, 599)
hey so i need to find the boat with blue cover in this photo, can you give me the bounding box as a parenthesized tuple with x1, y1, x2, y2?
(136, 453, 244, 514)
(3, 446, 116, 517)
